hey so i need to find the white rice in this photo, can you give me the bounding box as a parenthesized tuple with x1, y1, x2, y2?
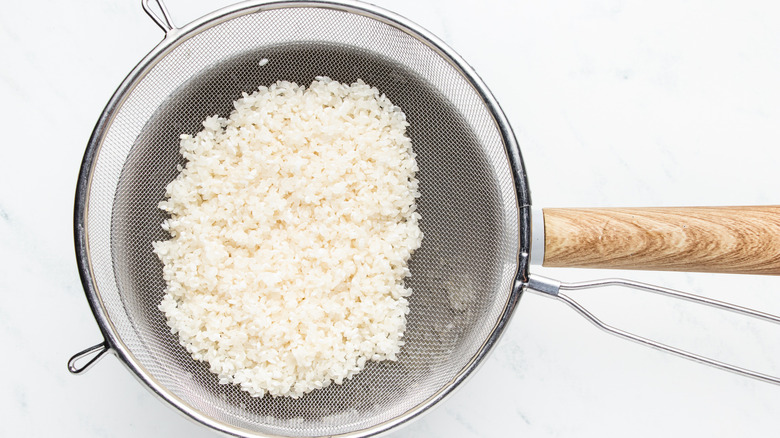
(153, 77, 422, 398)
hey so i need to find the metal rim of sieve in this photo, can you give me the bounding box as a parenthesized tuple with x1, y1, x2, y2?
(72, 0, 532, 436)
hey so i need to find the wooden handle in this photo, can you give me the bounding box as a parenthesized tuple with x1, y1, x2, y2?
(543, 206, 780, 275)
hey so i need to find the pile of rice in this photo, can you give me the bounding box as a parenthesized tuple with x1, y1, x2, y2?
(153, 77, 422, 398)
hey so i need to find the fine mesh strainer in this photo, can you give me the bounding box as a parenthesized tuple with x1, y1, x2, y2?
(69, 1, 780, 437)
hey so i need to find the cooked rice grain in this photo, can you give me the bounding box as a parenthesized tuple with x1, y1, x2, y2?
(153, 77, 422, 398)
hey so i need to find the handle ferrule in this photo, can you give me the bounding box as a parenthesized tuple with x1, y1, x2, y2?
(529, 206, 545, 266)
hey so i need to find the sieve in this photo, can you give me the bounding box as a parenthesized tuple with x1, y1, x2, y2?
(69, 0, 780, 436)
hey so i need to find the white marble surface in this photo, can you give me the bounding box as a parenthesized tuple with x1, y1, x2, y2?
(2, 0, 780, 436)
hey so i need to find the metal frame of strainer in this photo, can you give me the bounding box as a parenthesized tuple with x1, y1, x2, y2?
(70, 1, 532, 437)
(69, 0, 780, 437)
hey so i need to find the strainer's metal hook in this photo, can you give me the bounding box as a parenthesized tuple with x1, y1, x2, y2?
(142, 0, 177, 33)
(68, 342, 111, 375)
(525, 275, 780, 385)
